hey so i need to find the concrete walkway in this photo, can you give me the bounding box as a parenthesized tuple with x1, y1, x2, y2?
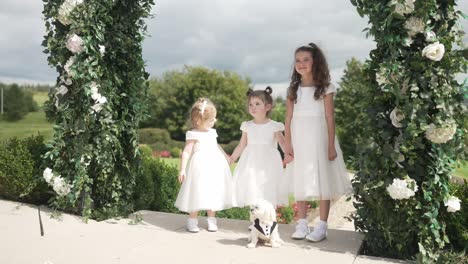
(0, 199, 406, 264)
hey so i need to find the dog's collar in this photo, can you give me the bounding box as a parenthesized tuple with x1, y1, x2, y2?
(253, 218, 277, 237)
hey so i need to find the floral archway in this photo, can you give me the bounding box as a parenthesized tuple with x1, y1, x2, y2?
(350, 0, 466, 262)
(42, 0, 154, 219)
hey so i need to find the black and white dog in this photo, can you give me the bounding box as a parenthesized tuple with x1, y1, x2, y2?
(247, 200, 283, 248)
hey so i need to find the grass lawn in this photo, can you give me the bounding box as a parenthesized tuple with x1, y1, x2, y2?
(453, 162, 467, 179)
(0, 92, 53, 142)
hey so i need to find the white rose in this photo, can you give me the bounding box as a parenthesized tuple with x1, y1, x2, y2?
(422, 42, 445, 61)
(390, 107, 405, 128)
(43, 168, 54, 184)
(445, 196, 461, 213)
(66, 34, 84, 54)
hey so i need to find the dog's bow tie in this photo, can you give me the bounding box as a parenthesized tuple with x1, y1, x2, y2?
(253, 218, 277, 237)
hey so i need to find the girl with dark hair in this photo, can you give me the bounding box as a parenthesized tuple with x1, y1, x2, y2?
(284, 43, 351, 242)
(230, 87, 289, 208)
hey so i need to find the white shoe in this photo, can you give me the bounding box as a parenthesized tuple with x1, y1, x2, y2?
(306, 221, 327, 242)
(291, 219, 309, 239)
(207, 217, 218, 232)
(186, 218, 199, 233)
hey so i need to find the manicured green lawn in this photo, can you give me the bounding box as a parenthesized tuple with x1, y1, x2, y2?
(159, 157, 237, 172)
(0, 92, 53, 142)
(453, 162, 467, 179)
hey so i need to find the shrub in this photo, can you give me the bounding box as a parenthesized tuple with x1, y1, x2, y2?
(208, 207, 250, 221)
(3, 84, 29, 121)
(276, 206, 294, 224)
(138, 144, 153, 158)
(445, 180, 468, 252)
(138, 128, 172, 145)
(134, 156, 180, 213)
(170, 147, 181, 158)
(0, 135, 51, 203)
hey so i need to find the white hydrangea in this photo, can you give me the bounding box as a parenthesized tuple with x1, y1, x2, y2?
(404, 17, 425, 37)
(387, 177, 418, 200)
(66, 34, 85, 54)
(57, 0, 84, 25)
(422, 42, 445, 61)
(425, 121, 457, 144)
(391, 0, 415, 16)
(444, 196, 461, 213)
(52, 177, 71, 197)
(42, 168, 72, 197)
(390, 107, 405, 128)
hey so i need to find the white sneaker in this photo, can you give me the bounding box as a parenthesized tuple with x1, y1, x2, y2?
(207, 217, 218, 232)
(186, 218, 199, 233)
(291, 219, 309, 239)
(306, 221, 327, 242)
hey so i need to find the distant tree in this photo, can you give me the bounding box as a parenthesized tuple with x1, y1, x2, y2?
(3, 84, 29, 121)
(334, 58, 371, 169)
(143, 66, 250, 143)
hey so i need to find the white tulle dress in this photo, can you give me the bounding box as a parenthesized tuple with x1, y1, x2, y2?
(233, 120, 289, 207)
(286, 84, 351, 200)
(175, 129, 234, 212)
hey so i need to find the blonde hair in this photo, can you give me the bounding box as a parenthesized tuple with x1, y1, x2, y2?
(190, 98, 217, 129)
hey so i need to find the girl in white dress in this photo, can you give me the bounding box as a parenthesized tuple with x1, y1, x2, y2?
(175, 98, 234, 233)
(230, 87, 289, 207)
(284, 43, 351, 242)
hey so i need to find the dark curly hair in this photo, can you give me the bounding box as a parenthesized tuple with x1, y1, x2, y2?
(246, 86, 274, 116)
(287, 43, 331, 102)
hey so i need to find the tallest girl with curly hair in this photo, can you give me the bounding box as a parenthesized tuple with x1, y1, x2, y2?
(284, 43, 351, 242)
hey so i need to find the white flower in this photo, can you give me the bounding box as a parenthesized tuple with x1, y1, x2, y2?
(445, 196, 461, 213)
(390, 107, 405, 128)
(397, 153, 405, 162)
(425, 31, 437, 42)
(56, 85, 68, 96)
(387, 177, 418, 200)
(391, 0, 415, 16)
(422, 42, 445, 61)
(91, 103, 104, 113)
(52, 177, 71, 197)
(97, 96, 107, 104)
(43, 168, 54, 184)
(404, 17, 425, 37)
(425, 121, 457, 144)
(57, 0, 84, 25)
(64, 56, 76, 77)
(66, 34, 84, 54)
(376, 72, 388, 86)
(99, 45, 106, 55)
(90, 82, 99, 95)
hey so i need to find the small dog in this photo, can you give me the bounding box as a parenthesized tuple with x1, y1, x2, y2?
(247, 199, 283, 248)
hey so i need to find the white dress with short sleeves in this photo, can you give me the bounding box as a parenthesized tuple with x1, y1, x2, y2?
(175, 129, 234, 212)
(286, 84, 351, 200)
(233, 120, 289, 207)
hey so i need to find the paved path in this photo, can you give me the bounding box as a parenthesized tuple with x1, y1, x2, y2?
(0, 199, 406, 264)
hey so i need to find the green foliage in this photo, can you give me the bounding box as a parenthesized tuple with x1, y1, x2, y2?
(169, 147, 181, 158)
(134, 156, 180, 213)
(143, 66, 250, 143)
(335, 58, 372, 169)
(276, 206, 294, 224)
(350, 0, 467, 262)
(444, 181, 468, 252)
(138, 144, 153, 158)
(270, 100, 286, 124)
(215, 207, 250, 220)
(42, 0, 155, 219)
(138, 128, 172, 145)
(0, 135, 51, 203)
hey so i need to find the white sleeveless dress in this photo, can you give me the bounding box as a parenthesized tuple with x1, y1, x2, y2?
(286, 84, 351, 200)
(175, 129, 234, 212)
(233, 120, 289, 207)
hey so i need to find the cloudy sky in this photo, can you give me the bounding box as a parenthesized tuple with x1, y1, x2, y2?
(0, 0, 466, 97)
